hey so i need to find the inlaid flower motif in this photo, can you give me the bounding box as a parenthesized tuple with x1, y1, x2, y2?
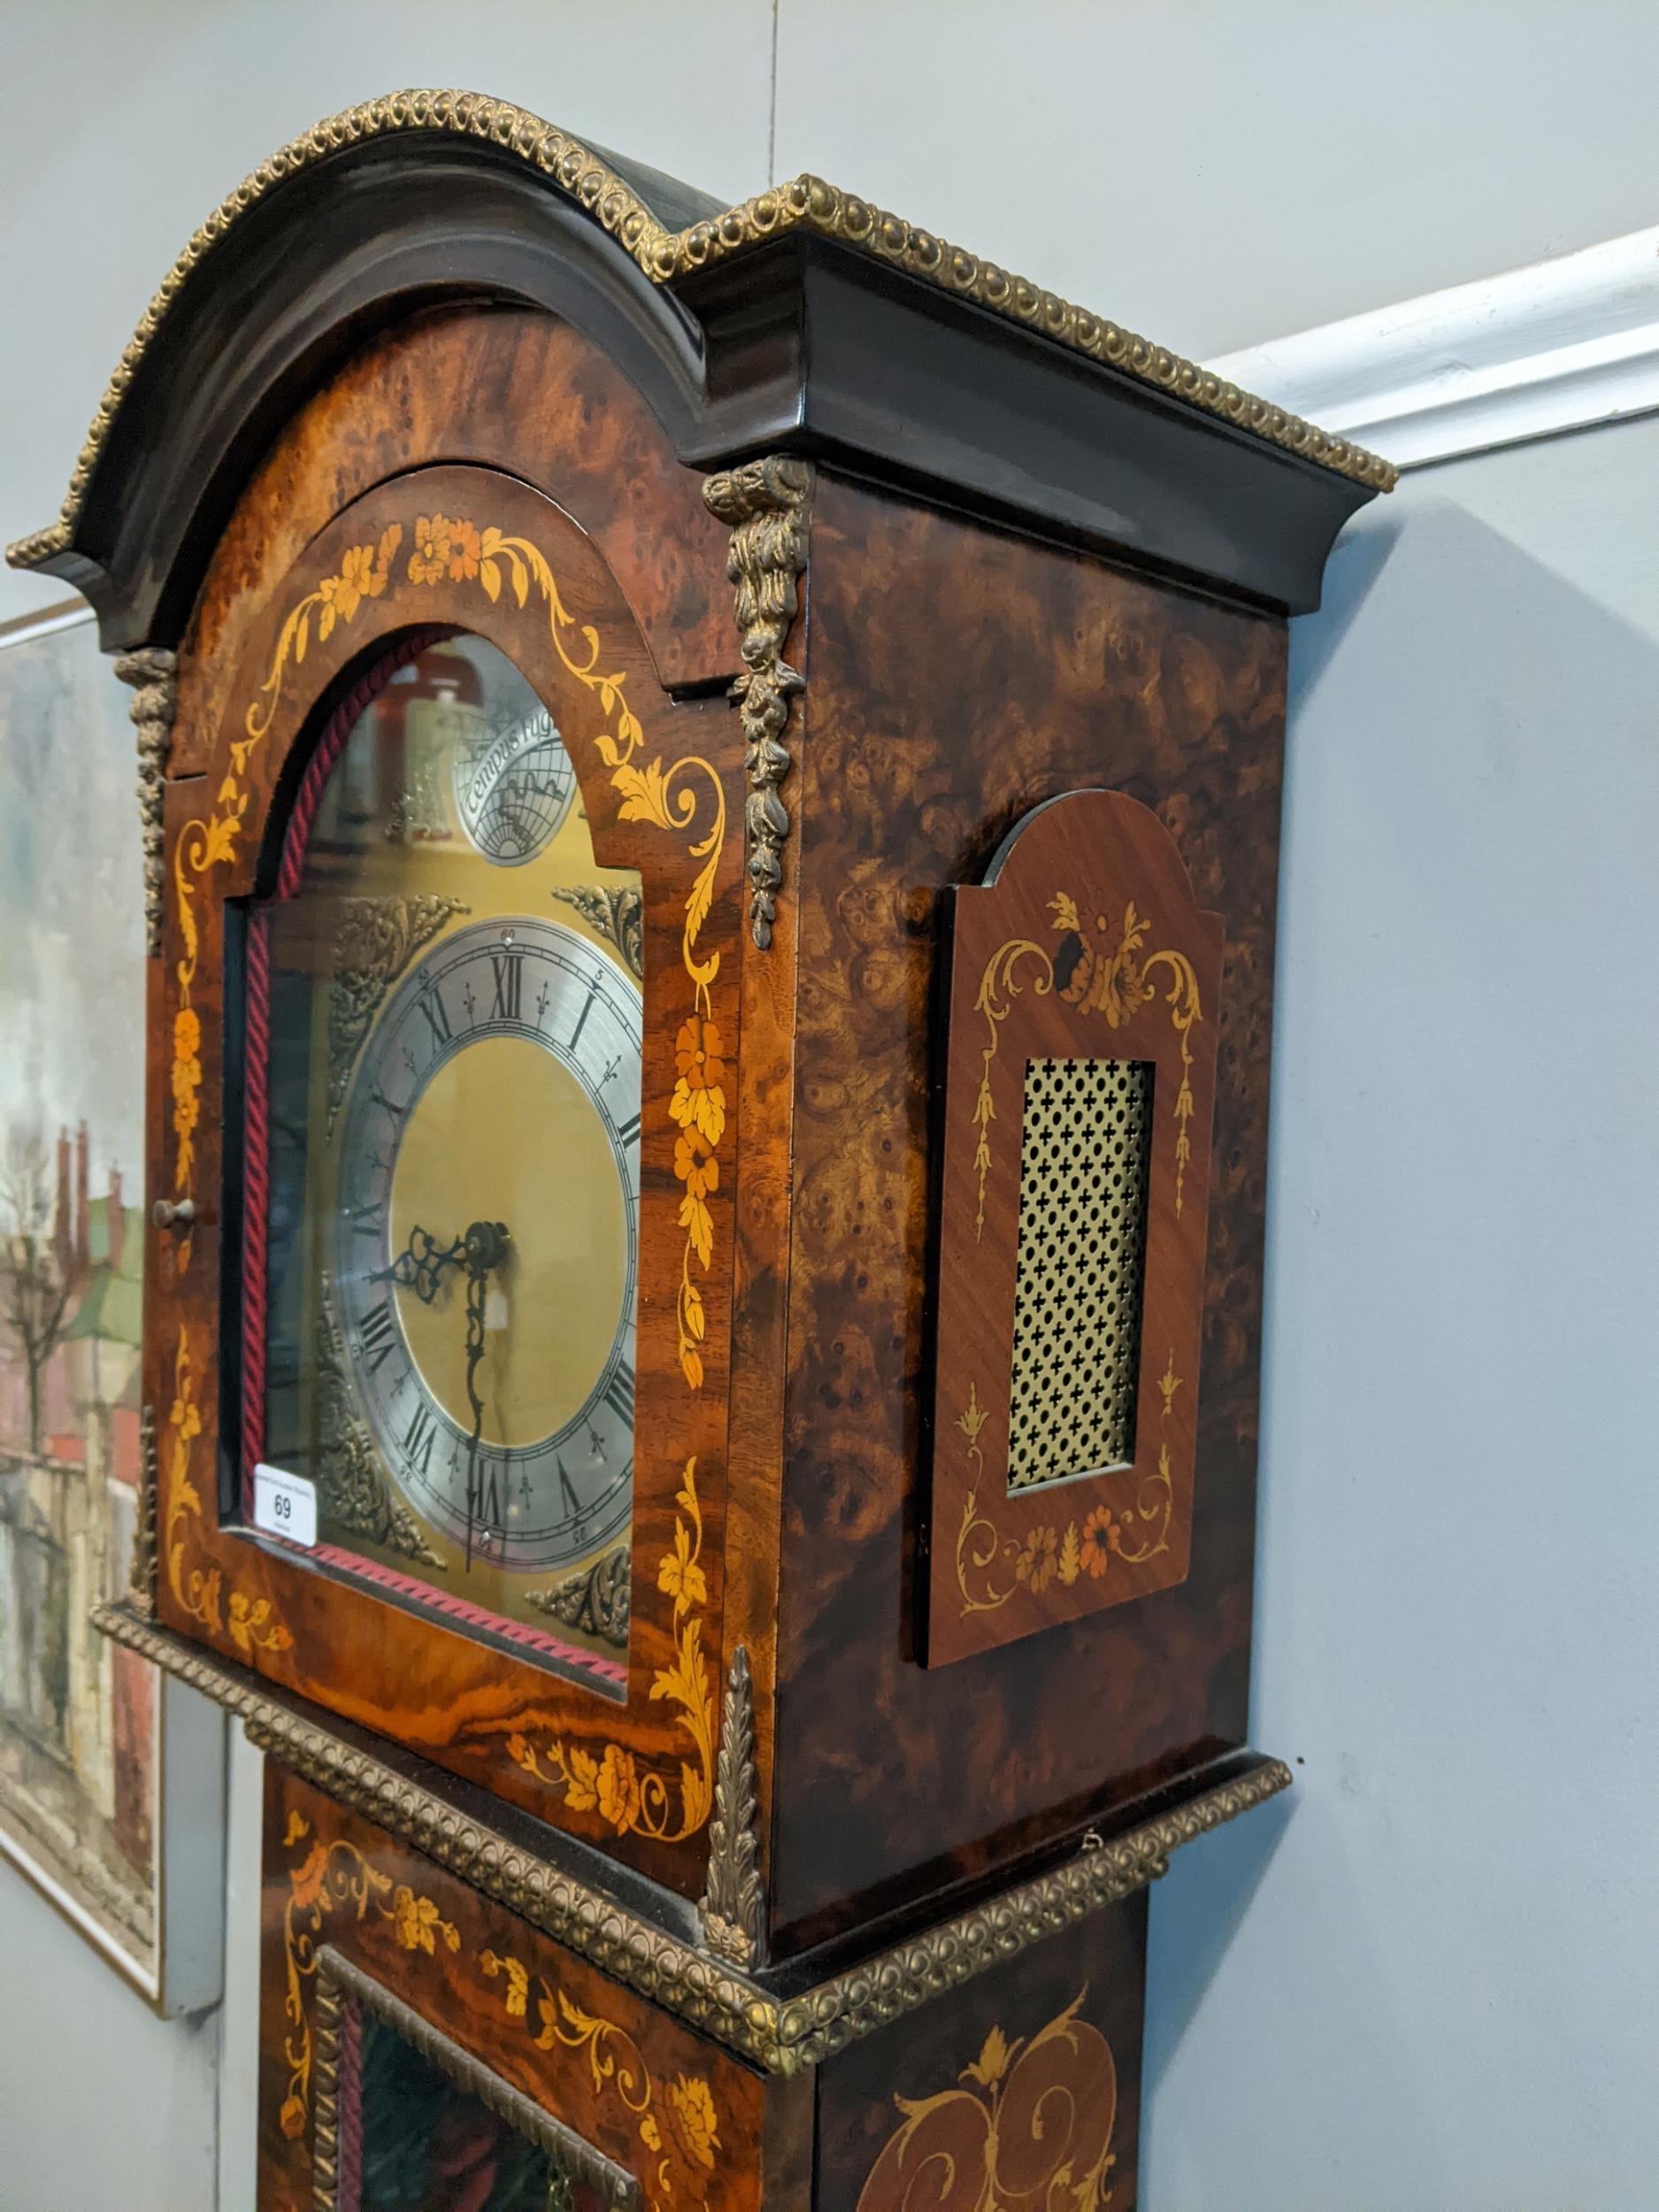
(446, 518, 483, 581)
(1015, 1525, 1058, 1594)
(674, 1014, 724, 1091)
(674, 1127, 718, 1204)
(480, 1949, 529, 2018)
(667, 2074, 720, 2169)
(964, 2024, 1013, 2088)
(408, 514, 454, 586)
(595, 1744, 641, 1832)
(956, 1381, 989, 1448)
(227, 1590, 288, 1657)
(169, 1384, 201, 1448)
(657, 1514, 708, 1611)
(1079, 1504, 1122, 1580)
(318, 542, 375, 632)
(674, 1125, 718, 1266)
(391, 1883, 458, 1955)
(670, 1016, 726, 1147)
(285, 1839, 328, 1915)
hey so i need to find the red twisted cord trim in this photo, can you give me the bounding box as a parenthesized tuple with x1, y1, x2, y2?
(238, 905, 273, 1499)
(337, 1993, 363, 2212)
(310, 1543, 630, 1686)
(240, 626, 453, 1499)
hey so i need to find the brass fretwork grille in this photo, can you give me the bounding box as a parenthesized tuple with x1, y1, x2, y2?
(1006, 1056, 1153, 1489)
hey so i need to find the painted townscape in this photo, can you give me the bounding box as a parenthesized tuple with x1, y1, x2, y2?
(0, 608, 157, 1978)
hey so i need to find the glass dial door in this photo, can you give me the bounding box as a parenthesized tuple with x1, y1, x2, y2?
(256, 635, 641, 1680)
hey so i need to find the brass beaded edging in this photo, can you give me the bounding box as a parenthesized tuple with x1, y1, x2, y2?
(127, 1405, 159, 1617)
(6, 89, 1390, 577)
(95, 1601, 1289, 2074)
(664, 176, 1394, 491)
(310, 1958, 346, 2208)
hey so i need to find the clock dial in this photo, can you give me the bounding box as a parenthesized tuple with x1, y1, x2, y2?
(453, 704, 577, 864)
(334, 915, 641, 1572)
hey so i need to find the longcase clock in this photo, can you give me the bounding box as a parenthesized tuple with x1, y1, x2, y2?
(9, 88, 1391, 2208)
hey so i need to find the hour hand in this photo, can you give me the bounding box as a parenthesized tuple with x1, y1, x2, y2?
(373, 1224, 467, 1304)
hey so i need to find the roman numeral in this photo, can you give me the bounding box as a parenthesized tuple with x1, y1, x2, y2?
(490, 951, 524, 1022)
(568, 985, 596, 1056)
(402, 1400, 438, 1476)
(417, 986, 451, 1049)
(351, 1202, 386, 1240)
(603, 1365, 635, 1431)
(481, 1463, 502, 1528)
(371, 1087, 406, 1125)
(615, 1110, 641, 1148)
(557, 1455, 581, 1521)
(357, 1302, 397, 1373)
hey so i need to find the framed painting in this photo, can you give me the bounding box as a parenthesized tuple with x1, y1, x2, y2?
(0, 600, 224, 2008)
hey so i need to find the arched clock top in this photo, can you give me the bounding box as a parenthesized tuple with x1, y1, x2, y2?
(6, 88, 1390, 650)
(211, 469, 693, 905)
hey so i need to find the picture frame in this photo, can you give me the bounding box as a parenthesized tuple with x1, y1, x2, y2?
(0, 598, 225, 2010)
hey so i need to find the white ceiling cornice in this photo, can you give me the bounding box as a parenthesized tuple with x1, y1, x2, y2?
(1207, 227, 1659, 471)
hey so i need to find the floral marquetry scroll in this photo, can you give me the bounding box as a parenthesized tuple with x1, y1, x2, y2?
(925, 790, 1224, 1665)
(506, 1461, 715, 1844)
(853, 1992, 1118, 2212)
(257, 1765, 764, 2212)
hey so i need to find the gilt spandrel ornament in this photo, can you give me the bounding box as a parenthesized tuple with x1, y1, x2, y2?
(314, 1283, 442, 1567)
(326, 895, 469, 1136)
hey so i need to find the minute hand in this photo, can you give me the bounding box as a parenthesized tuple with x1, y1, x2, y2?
(458, 1220, 511, 1571)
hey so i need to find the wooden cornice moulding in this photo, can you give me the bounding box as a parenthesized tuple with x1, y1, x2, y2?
(95, 1599, 1290, 2076)
(7, 88, 1389, 644)
(1208, 221, 1659, 470)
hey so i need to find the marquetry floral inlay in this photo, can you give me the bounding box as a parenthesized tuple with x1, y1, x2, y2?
(279, 1809, 458, 2140)
(972, 892, 1202, 1236)
(164, 1325, 292, 1654)
(166, 527, 404, 1239)
(481, 1950, 721, 2207)
(508, 1461, 715, 1842)
(954, 1352, 1180, 1620)
(853, 1991, 1117, 2212)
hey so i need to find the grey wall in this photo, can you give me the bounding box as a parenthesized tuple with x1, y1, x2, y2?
(4, 6, 1658, 2207)
(1146, 421, 1659, 2211)
(1, 1869, 218, 2208)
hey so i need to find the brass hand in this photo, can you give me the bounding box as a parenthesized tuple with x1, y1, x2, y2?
(373, 1224, 468, 1305)
(460, 1221, 511, 1570)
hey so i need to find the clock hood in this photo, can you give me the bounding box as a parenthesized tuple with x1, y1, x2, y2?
(7, 88, 1389, 652)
